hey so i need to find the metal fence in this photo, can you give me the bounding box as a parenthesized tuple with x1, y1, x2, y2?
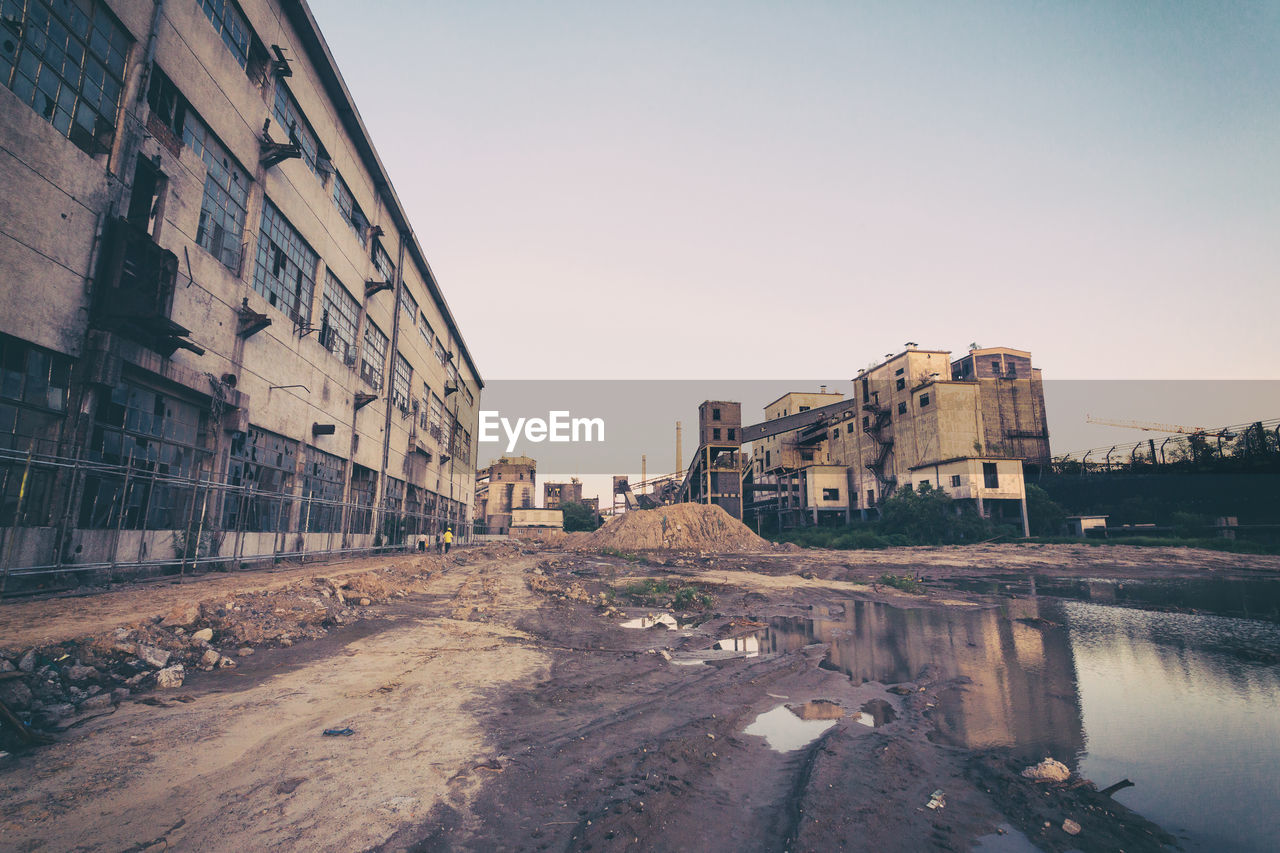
(0, 447, 469, 596)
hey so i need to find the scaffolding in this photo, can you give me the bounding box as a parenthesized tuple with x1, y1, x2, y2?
(0, 447, 468, 597)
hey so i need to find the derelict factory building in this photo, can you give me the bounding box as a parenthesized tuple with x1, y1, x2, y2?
(0, 0, 481, 580)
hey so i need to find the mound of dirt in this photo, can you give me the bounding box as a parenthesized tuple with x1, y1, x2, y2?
(576, 504, 769, 552)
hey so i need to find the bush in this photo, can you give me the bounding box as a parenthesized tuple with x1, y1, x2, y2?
(879, 573, 925, 594)
(562, 501, 602, 532)
(878, 484, 992, 545)
(1025, 484, 1066, 536)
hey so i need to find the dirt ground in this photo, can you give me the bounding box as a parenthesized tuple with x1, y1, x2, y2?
(1, 541, 1276, 851)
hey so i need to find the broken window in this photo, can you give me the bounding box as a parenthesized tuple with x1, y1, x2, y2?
(348, 464, 376, 533)
(391, 352, 411, 414)
(983, 462, 999, 489)
(271, 80, 328, 178)
(252, 200, 316, 325)
(428, 393, 444, 441)
(822, 488, 839, 501)
(331, 171, 368, 246)
(419, 383, 432, 432)
(78, 382, 208, 530)
(897, 401, 907, 415)
(918, 479, 930, 489)
(846, 423, 855, 434)
(184, 109, 249, 271)
(319, 272, 359, 363)
(301, 445, 344, 532)
(896, 378, 905, 391)
(399, 282, 419, 329)
(950, 474, 961, 487)
(145, 67, 187, 148)
(197, 0, 251, 68)
(372, 239, 395, 283)
(433, 336, 447, 365)
(919, 393, 930, 407)
(222, 426, 297, 532)
(418, 313, 435, 348)
(1, 0, 131, 155)
(360, 319, 387, 390)
(728, 428, 736, 440)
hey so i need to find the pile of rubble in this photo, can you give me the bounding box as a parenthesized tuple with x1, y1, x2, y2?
(0, 552, 468, 745)
(572, 504, 770, 552)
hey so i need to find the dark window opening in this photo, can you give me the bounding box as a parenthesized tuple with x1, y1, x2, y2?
(983, 462, 999, 489)
(919, 393, 930, 407)
(822, 488, 839, 501)
(895, 378, 905, 390)
(950, 474, 961, 487)
(897, 401, 907, 415)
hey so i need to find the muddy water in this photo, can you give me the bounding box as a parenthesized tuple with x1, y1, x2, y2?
(761, 586, 1280, 852)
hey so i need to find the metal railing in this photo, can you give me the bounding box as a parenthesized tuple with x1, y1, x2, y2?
(0, 447, 469, 596)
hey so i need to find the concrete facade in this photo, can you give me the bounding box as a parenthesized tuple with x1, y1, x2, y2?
(742, 345, 1046, 532)
(0, 0, 480, 573)
(543, 478, 583, 509)
(474, 456, 535, 534)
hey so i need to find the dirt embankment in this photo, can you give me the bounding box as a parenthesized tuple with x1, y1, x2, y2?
(569, 503, 773, 552)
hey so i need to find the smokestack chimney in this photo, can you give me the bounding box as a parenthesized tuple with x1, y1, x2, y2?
(641, 454, 647, 486)
(676, 421, 682, 473)
(820, 385, 827, 394)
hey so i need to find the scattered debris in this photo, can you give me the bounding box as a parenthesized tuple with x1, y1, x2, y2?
(1062, 818, 1081, 836)
(927, 789, 946, 810)
(322, 727, 355, 737)
(1020, 757, 1071, 783)
(569, 504, 770, 551)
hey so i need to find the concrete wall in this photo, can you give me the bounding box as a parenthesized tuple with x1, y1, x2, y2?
(0, 0, 482, 570)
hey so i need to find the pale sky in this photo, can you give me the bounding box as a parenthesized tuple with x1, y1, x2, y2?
(308, 1, 1280, 382)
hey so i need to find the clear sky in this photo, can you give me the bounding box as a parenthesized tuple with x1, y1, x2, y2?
(308, 0, 1280, 382)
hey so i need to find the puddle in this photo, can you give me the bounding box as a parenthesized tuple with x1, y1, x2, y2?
(789, 699, 845, 720)
(713, 635, 760, 655)
(855, 698, 897, 728)
(620, 613, 685, 630)
(743, 704, 838, 752)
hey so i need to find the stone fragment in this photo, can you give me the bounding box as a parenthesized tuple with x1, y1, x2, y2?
(155, 665, 185, 689)
(1062, 819, 1081, 836)
(78, 693, 113, 712)
(359, 598, 371, 606)
(162, 604, 201, 627)
(191, 628, 214, 643)
(111, 687, 130, 704)
(237, 647, 254, 657)
(138, 644, 171, 669)
(200, 650, 221, 668)
(1021, 758, 1071, 783)
(67, 664, 99, 682)
(18, 650, 36, 672)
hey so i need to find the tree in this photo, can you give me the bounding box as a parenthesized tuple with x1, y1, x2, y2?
(561, 501, 601, 532)
(879, 483, 991, 545)
(1025, 484, 1066, 536)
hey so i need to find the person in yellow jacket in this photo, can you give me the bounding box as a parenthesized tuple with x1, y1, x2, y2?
(443, 527, 453, 554)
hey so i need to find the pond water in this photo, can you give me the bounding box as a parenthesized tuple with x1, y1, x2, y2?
(758, 583, 1280, 852)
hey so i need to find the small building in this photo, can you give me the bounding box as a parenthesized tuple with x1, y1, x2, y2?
(474, 456, 536, 533)
(544, 478, 583, 509)
(1065, 515, 1108, 538)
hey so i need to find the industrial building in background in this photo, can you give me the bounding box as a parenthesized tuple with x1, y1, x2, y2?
(474, 456, 536, 534)
(0, 0, 481, 586)
(671, 345, 1049, 533)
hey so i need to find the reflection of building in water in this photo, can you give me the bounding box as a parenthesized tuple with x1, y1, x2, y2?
(764, 599, 1084, 762)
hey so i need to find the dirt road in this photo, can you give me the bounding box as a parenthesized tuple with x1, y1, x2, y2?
(3, 542, 1271, 851)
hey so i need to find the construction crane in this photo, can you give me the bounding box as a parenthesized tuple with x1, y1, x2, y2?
(1085, 415, 1236, 440)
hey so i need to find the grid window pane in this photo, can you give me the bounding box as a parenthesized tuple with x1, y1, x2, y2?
(319, 271, 359, 364)
(2, 0, 130, 155)
(183, 108, 248, 270)
(272, 80, 325, 177)
(361, 319, 386, 390)
(391, 353, 411, 413)
(252, 199, 317, 325)
(332, 172, 368, 246)
(197, 0, 250, 69)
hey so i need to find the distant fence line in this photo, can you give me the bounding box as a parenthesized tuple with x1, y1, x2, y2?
(0, 447, 469, 597)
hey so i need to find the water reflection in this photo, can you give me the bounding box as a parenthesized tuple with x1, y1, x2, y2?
(1062, 599, 1280, 853)
(763, 600, 1086, 761)
(743, 704, 839, 752)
